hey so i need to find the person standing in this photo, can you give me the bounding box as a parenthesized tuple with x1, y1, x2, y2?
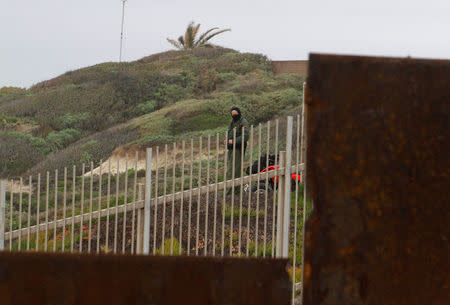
(227, 107, 250, 186)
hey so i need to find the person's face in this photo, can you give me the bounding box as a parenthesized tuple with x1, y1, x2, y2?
(231, 110, 239, 117)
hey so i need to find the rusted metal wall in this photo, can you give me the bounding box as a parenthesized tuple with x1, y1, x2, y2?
(272, 60, 308, 75)
(303, 54, 450, 305)
(0, 252, 290, 305)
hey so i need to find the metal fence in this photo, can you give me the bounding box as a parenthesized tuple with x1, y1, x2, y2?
(0, 91, 309, 303)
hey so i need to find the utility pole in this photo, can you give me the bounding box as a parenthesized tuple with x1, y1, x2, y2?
(119, 0, 127, 62)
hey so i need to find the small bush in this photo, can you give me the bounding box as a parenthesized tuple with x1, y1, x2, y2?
(156, 238, 184, 255)
(47, 128, 82, 150)
(137, 100, 157, 114)
(80, 139, 98, 150)
(58, 113, 90, 129)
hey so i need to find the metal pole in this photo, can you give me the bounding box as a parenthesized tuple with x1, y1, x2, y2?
(119, 0, 127, 62)
(282, 116, 293, 257)
(136, 184, 144, 254)
(301, 82, 308, 301)
(0, 180, 6, 251)
(276, 152, 286, 258)
(143, 148, 152, 255)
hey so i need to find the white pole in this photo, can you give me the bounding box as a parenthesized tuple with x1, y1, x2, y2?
(143, 148, 152, 255)
(119, 0, 127, 62)
(276, 152, 286, 258)
(282, 116, 293, 257)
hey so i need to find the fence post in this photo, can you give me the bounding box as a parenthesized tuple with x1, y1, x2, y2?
(0, 180, 6, 251)
(136, 184, 145, 254)
(276, 152, 286, 258)
(300, 82, 309, 301)
(143, 148, 153, 255)
(282, 116, 293, 257)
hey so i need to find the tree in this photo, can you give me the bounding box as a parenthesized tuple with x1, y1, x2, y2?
(167, 22, 230, 50)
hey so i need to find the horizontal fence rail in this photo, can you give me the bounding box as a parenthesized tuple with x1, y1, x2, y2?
(0, 108, 309, 305)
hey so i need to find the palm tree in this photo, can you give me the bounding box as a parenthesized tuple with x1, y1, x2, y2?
(167, 22, 230, 50)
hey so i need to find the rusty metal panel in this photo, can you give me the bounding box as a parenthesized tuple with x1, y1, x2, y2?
(0, 252, 290, 305)
(304, 54, 450, 305)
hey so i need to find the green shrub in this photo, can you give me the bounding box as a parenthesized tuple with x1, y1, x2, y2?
(137, 100, 157, 114)
(80, 139, 97, 150)
(58, 113, 90, 129)
(248, 241, 273, 257)
(47, 128, 82, 150)
(156, 238, 184, 255)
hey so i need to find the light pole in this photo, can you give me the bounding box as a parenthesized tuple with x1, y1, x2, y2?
(119, 0, 127, 62)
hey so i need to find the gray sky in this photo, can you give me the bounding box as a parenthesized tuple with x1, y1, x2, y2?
(1, 0, 449, 88)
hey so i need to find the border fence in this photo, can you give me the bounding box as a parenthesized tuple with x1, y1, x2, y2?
(0, 84, 309, 304)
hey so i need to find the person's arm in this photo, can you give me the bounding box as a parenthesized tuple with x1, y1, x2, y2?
(235, 119, 249, 144)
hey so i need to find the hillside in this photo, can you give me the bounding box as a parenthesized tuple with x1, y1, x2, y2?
(0, 47, 304, 178)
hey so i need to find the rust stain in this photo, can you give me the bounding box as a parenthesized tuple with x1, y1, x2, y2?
(0, 252, 291, 305)
(303, 54, 450, 305)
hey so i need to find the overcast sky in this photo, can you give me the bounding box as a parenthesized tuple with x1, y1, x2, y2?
(1, 0, 449, 88)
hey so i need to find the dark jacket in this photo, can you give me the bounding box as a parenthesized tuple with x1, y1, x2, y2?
(227, 116, 250, 150)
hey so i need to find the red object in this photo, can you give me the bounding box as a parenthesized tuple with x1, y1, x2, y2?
(260, 165, 302, 184)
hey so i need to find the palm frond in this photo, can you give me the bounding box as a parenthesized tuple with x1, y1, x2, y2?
(198, 29, 231, 46)
(167, 38, 183, 49)
(167, 22, 230, 50)
(194, 27, 218, 47)
(184, 21, 196, 49)
(178, 36, 185, 47)
(192, 23, 201, 40)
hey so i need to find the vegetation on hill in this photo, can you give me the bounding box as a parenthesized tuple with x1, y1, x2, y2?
(0, 47, 304, 178)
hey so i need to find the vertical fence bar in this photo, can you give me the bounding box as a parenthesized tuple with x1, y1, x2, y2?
(292, 114, 302, 303)
(271, 119, 279, 257)
(0, 180, 5, 251)
(162, 145, 168, 254)
(283, 117, 294, 258)
(196, 136, 202, 256)
(114, 158, 119, 254)
(97, 161, 103, 254)
(45, 172, 49, 252)
(204, 135, 211, 256)
(70, 166, 76, 253)
(187, 140, 194, 256)
(152, 146, 159, 255)
(212, 134, 219, 256)
(179, 141, 186, 255)
(276, 151, 286, 258)
(62, 168, 67, 252)
(238, 126, 245, 256)
(26, 176, 32, 251)
(170, 143, 176, 255)
(105, 159, 111, 253)
(263, 121, 271, 257)
(246, 125, 254, 257)
(9, 180, 13, 251)
(221, 130, 228, 257)
(254, 124, 262, 257)
(131, 152, 138, 254)
(79, 164, 85, 253)
(53, 170, 58, 252)
(143, 148, 152, 255)
(88, 163, 93, 253)
(18, 178, 22, 251)
(301, 82, 308, 301)
(136, 183, 144, 254)
(122, 154, 129, 254)
(229, 129, 236, 256)
(36, 174, 41, 251)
